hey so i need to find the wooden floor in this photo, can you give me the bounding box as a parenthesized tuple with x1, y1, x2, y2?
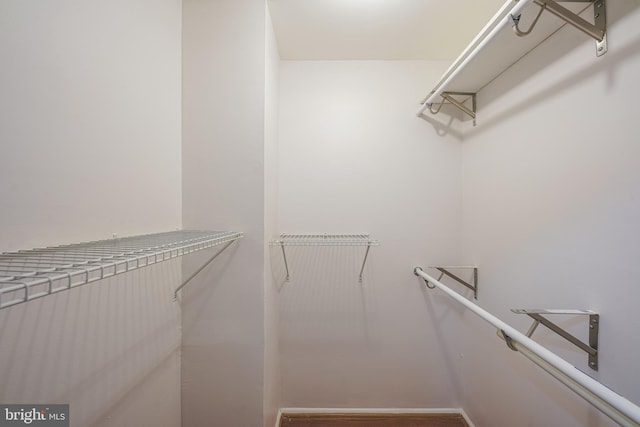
(279, 413, 470, 427)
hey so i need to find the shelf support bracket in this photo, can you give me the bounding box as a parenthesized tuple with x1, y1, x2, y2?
(511, 309, 599, 370)
(436, 92, 477, 126)
(358, 244, 372, 283)
(280, 243, 291, 282)
(173, 240, 236, 299)
(531, 0, 607, 56)
(430, 266, 478, 299)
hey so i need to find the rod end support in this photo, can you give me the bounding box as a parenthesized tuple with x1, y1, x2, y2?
(500, 329, 519, 352)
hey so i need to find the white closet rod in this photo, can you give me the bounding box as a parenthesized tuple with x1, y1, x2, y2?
(414, 267, 640, 427)
(417, 0, 534, 116)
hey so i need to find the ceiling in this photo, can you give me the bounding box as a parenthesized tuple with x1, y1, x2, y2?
(267, 0, 507, 60)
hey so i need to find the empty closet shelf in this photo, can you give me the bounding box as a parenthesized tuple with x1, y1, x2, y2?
(271, 233, 378, 246)
(0, 230, 242, 309)
(270, 234, 379, 282)
(418, 0, 608, 121)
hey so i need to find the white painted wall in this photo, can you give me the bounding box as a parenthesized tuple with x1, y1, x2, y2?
(456, 3, 640, 426)
(276, 60, 465, 408)
(5, 2, 635, 426)
(0, 0, 182, 251)
(0, 1, 183, 426)
(264, 3, 282, 426)
(181, 0, 267, 425)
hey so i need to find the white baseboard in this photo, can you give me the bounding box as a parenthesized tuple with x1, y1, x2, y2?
(458, 408, 476, 427)
(275, 407, 475, 427)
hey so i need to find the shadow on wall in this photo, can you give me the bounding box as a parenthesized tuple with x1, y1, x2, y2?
(416, 269, 477, 403)
(272, 244, 377, 348)
(178, 240, 241, 336)
(417, 106, 464, 140)
(0, 260, 182, 427)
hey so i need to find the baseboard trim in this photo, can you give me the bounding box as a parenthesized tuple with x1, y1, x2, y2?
(458, 409, 476, 427)
(275, 407, 475, 427)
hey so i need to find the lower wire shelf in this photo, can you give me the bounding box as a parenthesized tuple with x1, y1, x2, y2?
(0, 230, 243, 309)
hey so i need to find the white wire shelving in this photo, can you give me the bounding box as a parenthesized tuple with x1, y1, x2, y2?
(271, 233, 378, 246)
(270, 234, 379, 282)
(0, 230, 243, 310)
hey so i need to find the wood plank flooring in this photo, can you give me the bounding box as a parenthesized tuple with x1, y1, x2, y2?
(279, 412, 470, 427)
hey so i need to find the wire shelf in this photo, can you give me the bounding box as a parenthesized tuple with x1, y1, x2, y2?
(269, 233, 379, 282)
(0, 230, 242, 310)
(270, 233, 379, 246)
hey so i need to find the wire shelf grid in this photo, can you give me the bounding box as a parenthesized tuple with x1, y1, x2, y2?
(0, 230, 242, 309)
(270, 233, 379, 246)
(269, 233, 379, 282)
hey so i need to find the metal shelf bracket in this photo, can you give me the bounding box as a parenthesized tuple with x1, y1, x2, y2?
(173, 239, 237, 299)
(429, 92, 477, 126)
(520, 0, 607, 56)
(427, 266, 478, 299)
(511, 308, 599, 370)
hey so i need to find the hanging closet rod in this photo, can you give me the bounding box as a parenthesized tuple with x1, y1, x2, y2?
(417, 0, 535, 116)
(413, 267, 640, 427)
(0, 230, 242, 309)
(417, 0, 607, 117)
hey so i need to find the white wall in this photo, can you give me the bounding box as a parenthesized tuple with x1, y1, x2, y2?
(0, 0, 182, 251)
(264, 3, 282, 426)
(457, 3, 640, 426)
(276, 60, 465, 408)
(181, 0, 267, 425)
(0, 1, 183, 426)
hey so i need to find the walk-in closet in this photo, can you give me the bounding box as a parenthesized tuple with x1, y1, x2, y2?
(1, 0, 639, 426)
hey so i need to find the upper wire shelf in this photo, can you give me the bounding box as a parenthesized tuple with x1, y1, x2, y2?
(271, 234, 379, 247)
(0, 230, 243, 310)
